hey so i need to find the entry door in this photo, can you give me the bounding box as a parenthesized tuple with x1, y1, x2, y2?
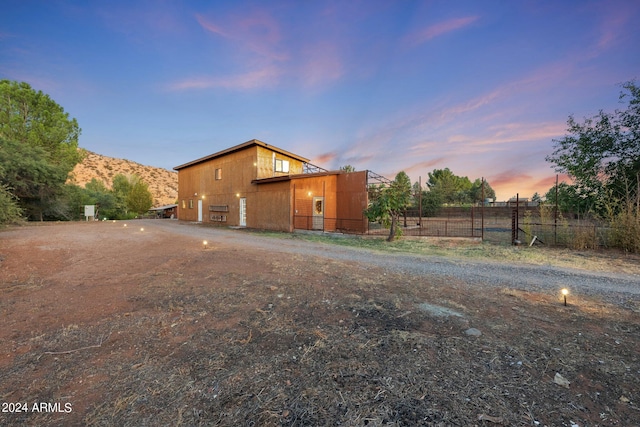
(197, 199, 203, 222)
(312, 197, 324, 230)
(239, 198, 247, 227)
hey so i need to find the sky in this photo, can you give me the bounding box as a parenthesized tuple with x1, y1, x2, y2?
(2, 1, 639, 200)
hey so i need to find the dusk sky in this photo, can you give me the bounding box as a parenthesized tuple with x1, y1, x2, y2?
(2, 1, 639, 200)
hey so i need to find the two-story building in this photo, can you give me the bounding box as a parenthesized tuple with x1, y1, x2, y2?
(173, 139, 371, 233)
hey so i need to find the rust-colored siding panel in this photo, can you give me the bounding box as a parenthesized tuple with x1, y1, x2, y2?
(177, 146, 258, 224)
(337, 171, 368, 233)
(252, 181, 291, 231)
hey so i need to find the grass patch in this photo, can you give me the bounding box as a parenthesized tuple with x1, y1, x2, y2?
(252, 229, 640, 275)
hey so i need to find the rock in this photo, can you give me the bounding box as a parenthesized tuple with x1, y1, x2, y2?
(465, 328, 482, 337)
(553, 372, 570, 388)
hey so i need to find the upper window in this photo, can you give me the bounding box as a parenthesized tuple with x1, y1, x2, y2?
(215, 168, 222, 180)
(275, 159, 290, 173)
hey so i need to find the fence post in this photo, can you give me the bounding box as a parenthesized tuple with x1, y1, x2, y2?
(471, 206, 474, 237)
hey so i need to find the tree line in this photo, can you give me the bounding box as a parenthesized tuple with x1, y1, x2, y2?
(0, 80, 153, 223)
(365, 81, 639, 250)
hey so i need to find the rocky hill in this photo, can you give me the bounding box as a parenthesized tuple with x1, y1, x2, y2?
(68, 150, 178, 207)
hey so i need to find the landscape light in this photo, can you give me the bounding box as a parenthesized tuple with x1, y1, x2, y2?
(203, 240, 208, 249)
(561, 288, 569, 306)
(140, 227, 144, 232)
(124, 224, 127, 227)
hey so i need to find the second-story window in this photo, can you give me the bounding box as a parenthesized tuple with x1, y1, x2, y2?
(215, 168, 222, 180)
(275, 159, 290, 173)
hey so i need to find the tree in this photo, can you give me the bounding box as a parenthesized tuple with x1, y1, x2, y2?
(0, 137, 69, 220)
(110, 174, 153, 218)
(84, 178, 116, 219)
(543, 182, 595, 218)
(426, 168, 473, 204)
(339, 165, 356, 172)
(546, 81, 640, 215)
(126, 176, 153, 215)
(0, 80, 82, 220)
(468, 178, 496, 204)
(365, 171, 412, 241)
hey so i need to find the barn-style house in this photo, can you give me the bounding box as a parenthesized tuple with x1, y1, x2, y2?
(173, 139, 374, 233)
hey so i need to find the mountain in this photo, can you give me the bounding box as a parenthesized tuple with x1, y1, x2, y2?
(67, 150, 178, 207)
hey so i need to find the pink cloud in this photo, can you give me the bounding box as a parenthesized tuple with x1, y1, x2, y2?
(168, 66, 282, 91)
(404, 158, 447, 176)
(196, 11, 287, 62)
(592, 5, 634, 55)
(466, 122, 567, 149)
(405, 16, 479, 46)
(312, 151, 338, 166)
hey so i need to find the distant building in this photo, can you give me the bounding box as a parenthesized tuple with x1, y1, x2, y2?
(148, 204, 178, 218)
(173, 139, 372, 233)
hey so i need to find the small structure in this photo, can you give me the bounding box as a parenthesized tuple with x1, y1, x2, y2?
(174, 139, 372, 233)
(148, 204, 178, 219)
(84, 205, 95, 221)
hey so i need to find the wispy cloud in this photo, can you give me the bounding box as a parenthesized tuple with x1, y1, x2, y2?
(196, 11, 287, 62)
(404, 16, 479, 47)
(174, 8, 348, 92)
(297, 41, 345, 88)
(168, 66, 282, 91)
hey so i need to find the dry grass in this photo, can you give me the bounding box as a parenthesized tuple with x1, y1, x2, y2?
(1, 223, 639, 426)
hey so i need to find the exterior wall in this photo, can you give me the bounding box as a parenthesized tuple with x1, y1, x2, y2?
(177, 144, 304, 228)
(336, 171, 368, 233)
(177, 142, 369, 232)
(252, 181, 291, 231)
(291, 175, 338, 231)
(177, 146, 258, 224)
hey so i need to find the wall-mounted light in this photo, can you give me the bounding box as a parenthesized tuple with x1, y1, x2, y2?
(201, 195, 205, 199)
(236, 193, 240, 198)
(194, 192, 198, 196)
(307, 191, 312, 197)
(561, 288, 569, 306)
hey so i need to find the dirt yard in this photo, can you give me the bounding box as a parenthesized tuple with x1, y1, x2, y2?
(1, 221, 639, 426)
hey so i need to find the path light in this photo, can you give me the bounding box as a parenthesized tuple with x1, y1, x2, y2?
(140, 227, 144, 232)
(124, 224, 127, 227)
(561, 288, 569, 306)
(203, 240, 208, 249)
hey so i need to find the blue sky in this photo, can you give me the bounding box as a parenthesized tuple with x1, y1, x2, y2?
(2, 0, 639, 200)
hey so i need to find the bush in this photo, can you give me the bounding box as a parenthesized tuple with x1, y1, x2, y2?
(0, 184, 23, 225)
(608, 203, 640, 253)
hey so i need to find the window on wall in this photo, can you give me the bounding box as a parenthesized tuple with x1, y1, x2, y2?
(275, 159, 290, 173)
(182, 200, 186, 209)
(215, 168, 222, 180)
(189, 199, 194, 209)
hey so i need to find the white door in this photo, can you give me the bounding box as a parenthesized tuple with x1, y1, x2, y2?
(312, 197, 324, 230)
(197, 199, 203, 222)
(239, 198, 247, 227)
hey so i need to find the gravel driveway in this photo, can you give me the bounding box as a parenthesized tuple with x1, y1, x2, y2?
(147, 219, 640, 306)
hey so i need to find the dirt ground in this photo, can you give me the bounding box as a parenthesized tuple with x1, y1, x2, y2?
(1, 221, 639, 426)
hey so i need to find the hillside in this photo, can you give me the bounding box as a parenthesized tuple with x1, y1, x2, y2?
(67, 150, 178, 207)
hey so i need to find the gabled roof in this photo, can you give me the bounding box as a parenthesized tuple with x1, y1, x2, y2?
(173, 139, 310, 170)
